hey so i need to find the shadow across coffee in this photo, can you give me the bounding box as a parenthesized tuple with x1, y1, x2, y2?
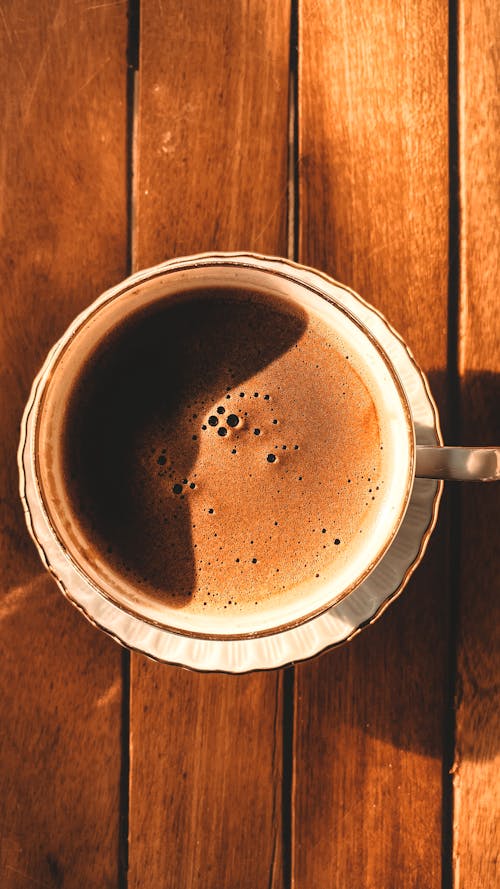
(62, 286, 385, 619)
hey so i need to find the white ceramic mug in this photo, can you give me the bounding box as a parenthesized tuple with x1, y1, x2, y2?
(19, 253, 499, 642)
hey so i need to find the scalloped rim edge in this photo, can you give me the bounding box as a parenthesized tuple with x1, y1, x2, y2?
(18, 252, 443, 672)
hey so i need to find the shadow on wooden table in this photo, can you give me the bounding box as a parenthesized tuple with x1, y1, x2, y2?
(311, 368, 499, 761)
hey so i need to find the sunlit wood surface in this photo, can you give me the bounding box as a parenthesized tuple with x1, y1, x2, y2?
(0, 1, 497, 887)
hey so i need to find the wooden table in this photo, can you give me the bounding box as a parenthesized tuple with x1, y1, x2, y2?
(1, 2, 498, 886)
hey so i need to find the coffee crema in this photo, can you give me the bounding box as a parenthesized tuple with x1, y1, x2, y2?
(60, 286, 387, 620)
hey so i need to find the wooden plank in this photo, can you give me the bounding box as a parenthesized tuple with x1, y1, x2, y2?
(454, 1, 500, 885)
(0, 2, 127, 886)
(294, 1, 450, 886)
(133, 1, 291, 265)
(128, 3, 291, 887)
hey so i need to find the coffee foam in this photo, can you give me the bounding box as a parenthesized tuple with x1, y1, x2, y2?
(58, 285, 390, 623)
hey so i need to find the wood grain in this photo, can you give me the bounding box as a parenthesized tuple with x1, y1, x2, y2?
(294, 1, 450, 886)
(454, 1, 500, 885)
(128, 2, 291, 887)
(0, 1, 127, 886)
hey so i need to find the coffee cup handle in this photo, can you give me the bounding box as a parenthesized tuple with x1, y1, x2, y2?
(415, 446, 500, 481)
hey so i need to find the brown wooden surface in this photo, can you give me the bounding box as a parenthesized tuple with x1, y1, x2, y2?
(294, 1, 451, 886)
(1, 1, 498, 887)
(128, 3, 290, 888)
(0, 1, 127, 887)
(455, 1, 500, 886)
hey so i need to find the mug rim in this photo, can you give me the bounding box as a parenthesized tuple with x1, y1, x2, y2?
(32, 252, 416, 640)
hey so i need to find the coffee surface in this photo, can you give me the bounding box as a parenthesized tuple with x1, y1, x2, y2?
(62, 286, 386, 618)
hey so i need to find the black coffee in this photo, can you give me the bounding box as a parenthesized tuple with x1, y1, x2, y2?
(61, 286, 384, 617)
